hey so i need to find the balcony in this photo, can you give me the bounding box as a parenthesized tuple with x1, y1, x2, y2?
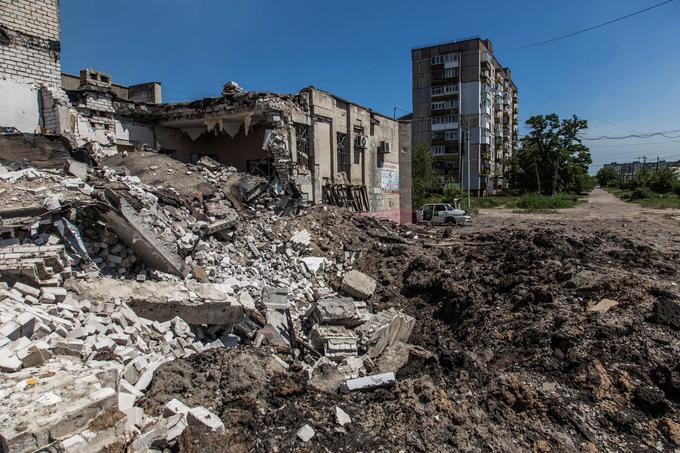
(480, 163, 492, 175)
(480, 70, 491, 81)
(481, 51, 492, 66)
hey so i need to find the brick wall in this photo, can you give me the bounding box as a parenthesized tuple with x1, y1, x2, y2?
(0, 0, 61, 87)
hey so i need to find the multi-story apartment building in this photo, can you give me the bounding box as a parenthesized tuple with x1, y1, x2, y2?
(411, 37, 519, 195)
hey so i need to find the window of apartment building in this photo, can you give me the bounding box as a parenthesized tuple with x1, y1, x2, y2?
(432, 131, 444, 141)
(444, 85, 458, 94)
(444, 68, 458, 78)
(432, 53, 457, 65)
(432, 145, 447, 155)
(431, 100, 456, 111)
(444, 53, 457, 63)
(431, 115, 458, 125)
(444, 130, 458, 141)
(431, 86, 444, 96)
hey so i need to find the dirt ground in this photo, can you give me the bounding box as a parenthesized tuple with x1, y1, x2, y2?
(146, 189, 680, 452)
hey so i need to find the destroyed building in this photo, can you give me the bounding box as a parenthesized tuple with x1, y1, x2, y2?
(0, 2, 422, 451)
(0, 0, 412, 224)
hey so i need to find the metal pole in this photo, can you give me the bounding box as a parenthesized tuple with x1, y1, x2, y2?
(466, 121, 471, 209)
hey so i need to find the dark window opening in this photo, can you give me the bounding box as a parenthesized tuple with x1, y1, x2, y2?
(295, 123, 311, 169)
(0, 27, 11, 45)
(89, 73, 97, 80)
(336, 132, 350, 176)
(100, 76, 110, 83)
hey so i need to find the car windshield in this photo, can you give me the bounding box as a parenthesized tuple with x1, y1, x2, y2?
(444, 204, 454, 211)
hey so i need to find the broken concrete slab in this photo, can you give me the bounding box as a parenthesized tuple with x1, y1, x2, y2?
(187, 406, 224, 433)
(307, 297, 364, 328)
(163, 398, 191, 418)
(0, 359, 120, 453)
(67, 278, 249, 327)
(345, 372, 396, 391)
(340, 270, 376, 300)
(355, 308, 415, 358)
(95, 198, 188, 277)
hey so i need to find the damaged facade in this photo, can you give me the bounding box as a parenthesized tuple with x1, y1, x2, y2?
(0, 0, 411, 223)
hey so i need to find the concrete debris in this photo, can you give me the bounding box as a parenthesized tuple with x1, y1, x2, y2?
(345, 372, 397, 391)
(335, 406, 352, 426)
(355, 308, 415, 358)
(307, 297, 365, 327)
(0, 140, 417, 452)
(310, 325, 358, 361)
(296, 424, 315, 443)
(187, 406, 225, 433)
(340, 269, 377, 299)
(587, 298, 619, 313)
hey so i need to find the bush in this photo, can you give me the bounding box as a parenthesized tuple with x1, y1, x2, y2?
(442, 183, 467, 203)
(511, 193, 579, 211)
(650, 167, 679, 194)
(628, 187, 653, 200)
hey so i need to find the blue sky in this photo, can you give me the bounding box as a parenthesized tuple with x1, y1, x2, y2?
(60, 0, 680, 173)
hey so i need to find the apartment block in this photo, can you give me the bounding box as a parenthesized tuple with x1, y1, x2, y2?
(412, 37, 519, 195)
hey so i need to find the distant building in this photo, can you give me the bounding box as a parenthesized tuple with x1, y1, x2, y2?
(411, 37, 519, 195)
(602, 160, 680, 181)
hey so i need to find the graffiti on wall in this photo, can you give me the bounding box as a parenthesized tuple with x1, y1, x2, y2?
(381, 163, 399, 193)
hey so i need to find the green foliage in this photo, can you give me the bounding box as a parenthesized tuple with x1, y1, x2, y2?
(411, 143, 434, 210)
(508, 114, 592, 195)
(629, 187, 654, 200)
(442, 182, 466, 203)
(511, 193, 580, 211)
(651, 167, 678, 194)
(596, 166, 620, 188)
(623, 167, 680, 194)
(609, 187, 680, 209)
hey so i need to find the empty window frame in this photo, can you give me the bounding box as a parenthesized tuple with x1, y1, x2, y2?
(444, 68, 458, 78)
(295, 123, 311, 168)
(336, 132, 350, 175)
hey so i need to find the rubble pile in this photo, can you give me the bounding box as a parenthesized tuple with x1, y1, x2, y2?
(140, 223, 680, 452)
(0, 151, 422, 451)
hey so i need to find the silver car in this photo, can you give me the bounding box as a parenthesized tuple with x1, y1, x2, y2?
(415, 200, 471, 225)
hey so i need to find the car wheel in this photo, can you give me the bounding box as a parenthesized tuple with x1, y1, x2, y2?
(444, 217, 456, 225)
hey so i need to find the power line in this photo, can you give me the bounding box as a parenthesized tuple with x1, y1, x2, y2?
(500, 0, 674, 51)
(587, 139, 680, 149)
(514, 77, 680, 156)
(580, 129, 680, 140)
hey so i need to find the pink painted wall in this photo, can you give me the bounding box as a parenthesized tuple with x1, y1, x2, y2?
(360, 209, 413, 224)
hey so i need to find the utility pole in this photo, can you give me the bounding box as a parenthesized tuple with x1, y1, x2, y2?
(657, 156, 660, 172)
(466, 122, 471, 209)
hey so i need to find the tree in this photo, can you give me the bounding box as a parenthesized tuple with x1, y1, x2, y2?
(650, 167, 679, 194)
(412, 143, 434, 209)
(596, 166, 619, 188)
(508, 114, 592, 195)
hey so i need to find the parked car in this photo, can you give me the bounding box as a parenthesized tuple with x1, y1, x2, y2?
(415, 200, 471, 225)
